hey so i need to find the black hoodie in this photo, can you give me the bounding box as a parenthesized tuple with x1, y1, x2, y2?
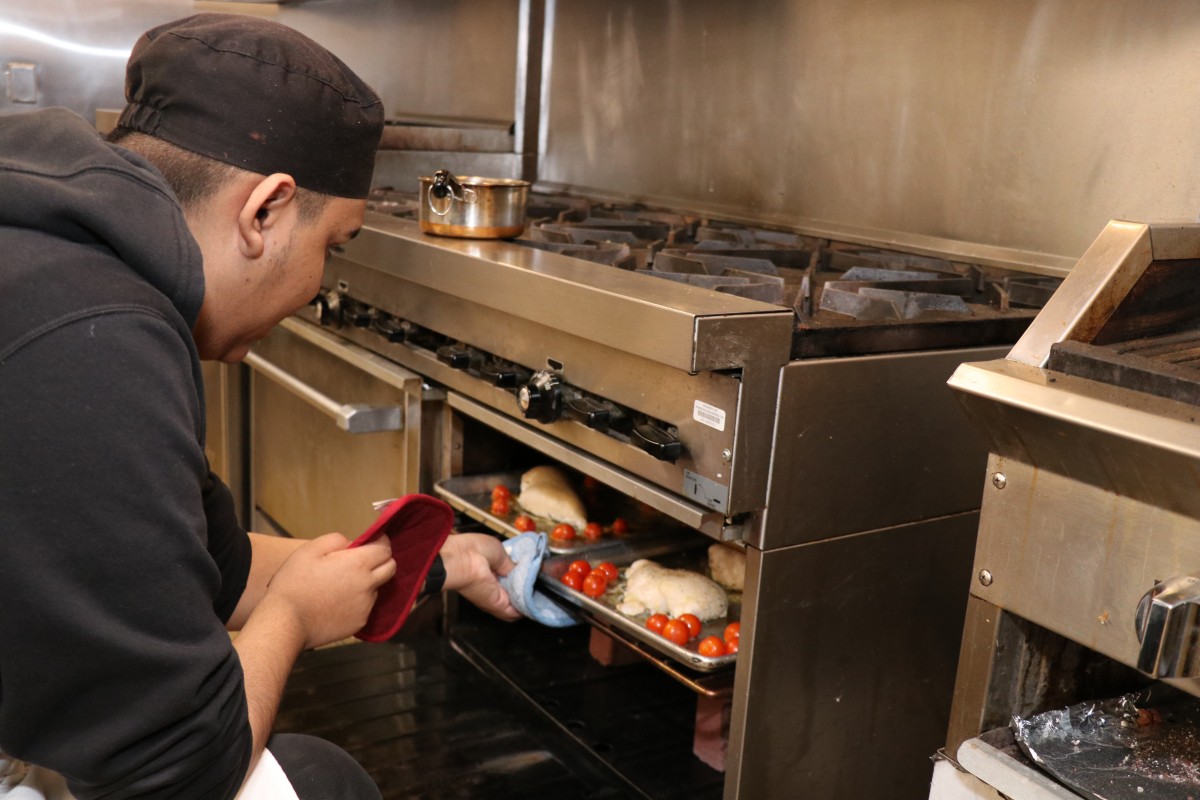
(0, 108, 252, 798)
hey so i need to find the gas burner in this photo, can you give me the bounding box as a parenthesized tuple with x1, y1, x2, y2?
(640, 246, 812, 305)
(695, 223, 807, 248)
(818, 267, 974, 321)
(528, 214, 691, 249)
(515, 239, 639, 269)
(366, 187, 421, 218)
(526, 195, 591, 223)
(361, 188, 1063, 357)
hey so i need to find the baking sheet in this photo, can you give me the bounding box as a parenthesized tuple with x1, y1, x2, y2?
(1012, 686, 1200, 799)
(434, 470, 683, 555)
(539, 541, 740, 672)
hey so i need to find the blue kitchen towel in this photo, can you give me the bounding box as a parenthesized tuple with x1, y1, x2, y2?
(500, 532, 580, 627)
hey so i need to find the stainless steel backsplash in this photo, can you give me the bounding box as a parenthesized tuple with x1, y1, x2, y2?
(6, 0, 1198, 270)
(0, 0, 519, 129)
(539, 0, 1200, 270)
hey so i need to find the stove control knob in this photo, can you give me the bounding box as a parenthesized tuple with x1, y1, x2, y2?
(436, 345, 473, 370)
(371, 316, 408, 343)
(1134, 575, 1200, 678)
(632, 423, 685, 462)
(313, 290, 342, 328)
(481, 362, 532, 389)
(404, 326, 440, 350)
(517, 371, 562, 423)
(343, 299, 369, 328)
(564, 396, 611, 432)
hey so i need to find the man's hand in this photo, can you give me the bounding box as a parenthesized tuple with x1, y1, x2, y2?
(264, 533, 396, 649)
(233, 533, 394, 767)
(439, 533, 520, 621)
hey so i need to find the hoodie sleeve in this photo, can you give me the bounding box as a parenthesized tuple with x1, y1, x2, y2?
(203, 470, 252, 624)
(0, 309, 252, 799)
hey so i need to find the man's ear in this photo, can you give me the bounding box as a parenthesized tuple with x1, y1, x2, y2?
(236, 173, 298, 259)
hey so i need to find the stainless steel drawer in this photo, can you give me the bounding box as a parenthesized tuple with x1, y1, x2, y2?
(247, 318, 424, 540)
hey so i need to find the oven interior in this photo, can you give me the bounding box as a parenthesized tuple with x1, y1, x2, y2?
(446, 418, 731, 796)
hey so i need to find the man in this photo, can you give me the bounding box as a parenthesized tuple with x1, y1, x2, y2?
(0, 13, 518, 800)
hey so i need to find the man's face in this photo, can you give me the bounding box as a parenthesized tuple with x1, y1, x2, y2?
(196, 195, 366, 363)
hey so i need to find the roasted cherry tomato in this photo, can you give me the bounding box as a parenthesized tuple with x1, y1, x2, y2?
(698, 635, 727, 658)
(568, 559, 592, 576)
(678, 613, 701, 640)
(610, 517, 629, 535)
(550, 523, 577, 541)
(560, 571, 584, 591)
(513, 514, 536, 532)
(490, 496, 511, 515)
(723, 621, 741, 646)
(646, 613, 669, 633)
(583, 522, 604, 540)
(491, 484, 512, 502)
(661, 618, 690, 646)
(582, 571, 608, 598)
(594, 561, 619, 582)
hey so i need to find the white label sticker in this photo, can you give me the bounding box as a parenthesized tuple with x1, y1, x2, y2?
(693, 399, 727, 432)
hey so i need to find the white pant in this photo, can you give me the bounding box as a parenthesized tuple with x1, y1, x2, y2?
(0, 751, 299, 800)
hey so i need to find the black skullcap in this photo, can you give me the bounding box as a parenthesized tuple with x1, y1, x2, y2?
(117, 13, 383, 199)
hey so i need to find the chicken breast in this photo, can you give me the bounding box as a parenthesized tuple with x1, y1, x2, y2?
(516, 465, 587, 530)
(708, 543, 746, 591)
(619, 559, 728, 621)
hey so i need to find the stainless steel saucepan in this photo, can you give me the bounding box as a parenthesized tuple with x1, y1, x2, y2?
(418, 170, 530, 239)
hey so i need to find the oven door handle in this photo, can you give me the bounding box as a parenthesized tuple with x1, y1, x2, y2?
(244, 352, 404, 434)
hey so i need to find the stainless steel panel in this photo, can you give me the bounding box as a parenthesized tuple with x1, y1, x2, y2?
(1007, 220, 1154, 367)
(945, 595, 1006, 755)
(950, 359, 1200, 520)
(336, 214, 795, 373)
(445, 393, 732, 539)
(0, 1, 520, 129)
(277, 0, 520, 128)
(968, 453, 1200, 697)
(725, 512, 980, 799)
(541, 0, 1200, 269)
(305, 310, 750, 516)
(759, 345, 1006, 549)
(249, 323, 424, 540)
(372, 151, 525, 193)
(0, 3, 171, 121)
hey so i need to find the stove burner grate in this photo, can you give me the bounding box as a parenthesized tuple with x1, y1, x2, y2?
(363, 187, 1060, 357)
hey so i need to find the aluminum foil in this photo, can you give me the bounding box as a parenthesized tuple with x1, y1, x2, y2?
(1012, 687, 1200, 800)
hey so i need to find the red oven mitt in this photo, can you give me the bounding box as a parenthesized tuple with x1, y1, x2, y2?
(347, 494, 454, 642)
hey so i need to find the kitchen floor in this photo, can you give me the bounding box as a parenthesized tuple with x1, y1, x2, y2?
(274, 605, 725, 800)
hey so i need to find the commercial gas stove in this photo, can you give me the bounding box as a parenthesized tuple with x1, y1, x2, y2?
(251, 187, 1058, 798)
